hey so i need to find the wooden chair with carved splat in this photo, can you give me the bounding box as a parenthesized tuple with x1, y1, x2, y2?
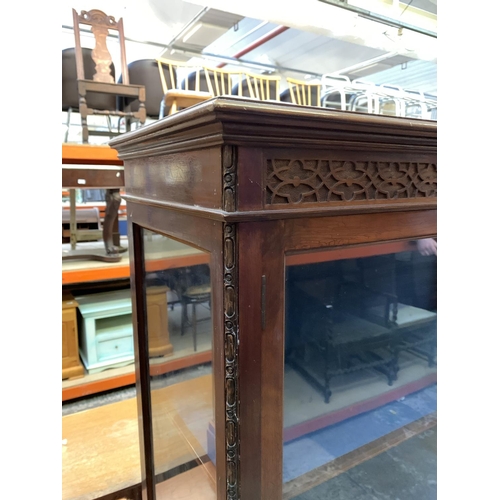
(72, 8, 146, 143)
(68, 9, 144, 259)
(282, 77, 322, 107)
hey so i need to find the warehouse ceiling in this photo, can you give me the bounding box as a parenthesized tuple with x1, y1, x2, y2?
(62, 0, 437, 84)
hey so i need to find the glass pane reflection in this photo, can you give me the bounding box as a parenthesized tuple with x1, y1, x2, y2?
(283, 239, 437, 499)
(142, 229, 216, 499)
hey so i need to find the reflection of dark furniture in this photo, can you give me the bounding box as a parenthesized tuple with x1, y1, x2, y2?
(62, 207, 102, 244)
(153, 264, 212, 350)
(181, 284, 212, 351)
(286, 255, 437, 403)
(287, 278, 400, 404)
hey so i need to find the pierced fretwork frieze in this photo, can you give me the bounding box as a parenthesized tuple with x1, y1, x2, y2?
(266, 159, 437, 205)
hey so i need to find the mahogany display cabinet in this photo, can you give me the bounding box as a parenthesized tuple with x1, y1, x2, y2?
(109, 97, 437, 500)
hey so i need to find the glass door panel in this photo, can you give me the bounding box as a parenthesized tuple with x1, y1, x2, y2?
(283, 238, 437, 499)
(142, 228, 216, 499)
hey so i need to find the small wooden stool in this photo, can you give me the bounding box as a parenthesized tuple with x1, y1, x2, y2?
(181, 284, 211, 351)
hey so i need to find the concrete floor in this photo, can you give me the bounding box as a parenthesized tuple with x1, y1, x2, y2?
(292, 427, 437, 500)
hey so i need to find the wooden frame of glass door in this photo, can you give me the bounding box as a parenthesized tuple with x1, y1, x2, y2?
(128, 203, 226, 499)
(236, 208, 436, 499)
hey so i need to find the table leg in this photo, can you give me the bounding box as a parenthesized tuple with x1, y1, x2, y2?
(103, 188, 121, 256)
(70, 189, 77, 250)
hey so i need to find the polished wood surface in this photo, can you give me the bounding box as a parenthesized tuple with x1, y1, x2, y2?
(239, 221, 286, 499)
(286, 240, 415, 266)
(111, 97, 436, 223)
(63, 374, 214, 500)
(62, 144, 123, 165)
(62, 351, 211, 402)
(62, 293, 85, 380)
(62, 166, 125, 190)
(285, 210, 437, 251)
(127, 202, 228, 498)
(62, 245, 209, 285)
(146, 286, 173, 357)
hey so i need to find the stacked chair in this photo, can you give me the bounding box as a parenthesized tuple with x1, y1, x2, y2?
(320, 72, 437, 119)
(156, 58, 244, 117)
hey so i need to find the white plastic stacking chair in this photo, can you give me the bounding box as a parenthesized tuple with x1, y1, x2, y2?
(321, 75, 374, 112)
(376, 83, 406, 117)
(349, 79, 382, 114)
(401, 88, 428, 118)
(321, 75, 352, 110)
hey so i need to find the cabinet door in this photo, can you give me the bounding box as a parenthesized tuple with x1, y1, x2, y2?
(282, 239, 437, 499)
(137, 227, 218, 499)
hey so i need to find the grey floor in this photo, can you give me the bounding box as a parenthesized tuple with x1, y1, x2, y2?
(293, 427, 437, 500)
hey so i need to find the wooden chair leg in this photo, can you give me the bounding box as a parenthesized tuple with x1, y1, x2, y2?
(181, 300, 186, 335)
(64, 108, 72, 143)
(192, 303, 197, 352)
(79, 96, 89, 144)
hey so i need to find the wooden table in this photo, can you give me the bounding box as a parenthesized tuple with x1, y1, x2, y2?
(62, 242, 209, 285)
(62, 144, 125, 262)
(62, 375, 215, 500)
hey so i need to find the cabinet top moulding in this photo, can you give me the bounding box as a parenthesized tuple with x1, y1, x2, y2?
(109, 96, 437, 222)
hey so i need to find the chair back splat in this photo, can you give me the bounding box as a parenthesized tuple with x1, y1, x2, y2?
(283, 77, 322, 107)
(70, 8, 146, 142)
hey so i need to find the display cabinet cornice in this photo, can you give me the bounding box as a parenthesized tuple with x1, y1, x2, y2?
(110, 96, 437, 500)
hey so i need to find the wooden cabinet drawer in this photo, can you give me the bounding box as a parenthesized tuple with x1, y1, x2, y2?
(97, 335, 134, 362)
